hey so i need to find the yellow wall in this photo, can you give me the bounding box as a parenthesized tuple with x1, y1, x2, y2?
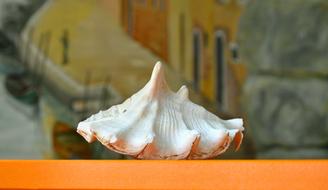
(102, 0, 122, 25)
(26, 0, 160, 97)
(30, 0, 97, 70)
(167, 0, 193, 81)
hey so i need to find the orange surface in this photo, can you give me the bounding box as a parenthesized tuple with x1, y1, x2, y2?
(0, 160, 327, 190)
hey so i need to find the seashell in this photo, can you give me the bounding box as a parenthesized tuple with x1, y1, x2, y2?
(77, 62, 244, 159)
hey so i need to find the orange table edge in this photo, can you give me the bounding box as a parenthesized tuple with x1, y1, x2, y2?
(0, 160, 327, 190)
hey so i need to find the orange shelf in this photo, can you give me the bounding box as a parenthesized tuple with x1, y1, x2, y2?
(0, 160, 327, 189)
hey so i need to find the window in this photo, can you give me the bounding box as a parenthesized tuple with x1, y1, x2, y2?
(192, 29, 202, 91)
(214, 30, 226, 109)
(61, 29, 69, 65)
(230, 43, 240, 63)
(179, 13, 185, 72)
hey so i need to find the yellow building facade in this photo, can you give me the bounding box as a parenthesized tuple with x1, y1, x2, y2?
(168, 0, 246, 116)
(167, 0, 192, 80)
(190, 0, 245, 115)
(117, 0, 247, 116)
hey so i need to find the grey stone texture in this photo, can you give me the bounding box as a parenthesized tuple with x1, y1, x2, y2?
(257, 148, 328, 159)
(239, 0, 328, 75)
(239, 0, 328, 158)
(243, 76, 328, 150)
(0, 0, 45, 38)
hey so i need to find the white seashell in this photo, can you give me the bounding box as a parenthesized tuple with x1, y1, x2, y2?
(77, 62, 244, 159)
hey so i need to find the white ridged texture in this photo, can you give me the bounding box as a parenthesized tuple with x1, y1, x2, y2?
(77, 62, 244, 159)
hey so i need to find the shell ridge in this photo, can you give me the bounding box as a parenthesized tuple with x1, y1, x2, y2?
(88, 94, 154, 153)
(169, 95, 178, 151)
(78, 91, 143, 143)
(110, 99, 158, 154)
(181, 99, 237, 158)
(180, 99, 205, 156)
(208, 134, 231, 159)
(170, 94, 200, 158)
(152, 93, 198, 159)
(134, 99, 160, 159)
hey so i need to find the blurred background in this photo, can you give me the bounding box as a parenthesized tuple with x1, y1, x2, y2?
(0, 0, 327, 159)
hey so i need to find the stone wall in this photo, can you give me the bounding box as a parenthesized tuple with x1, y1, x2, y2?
(238, 0, 328, 158)
(0, 0, 44, 39)
(0, 0, 44, 73)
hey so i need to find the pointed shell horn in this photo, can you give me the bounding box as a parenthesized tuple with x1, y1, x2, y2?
(177, 85, 189, 100)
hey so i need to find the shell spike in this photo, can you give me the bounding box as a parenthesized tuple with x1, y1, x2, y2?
(148, 61, 168, 97)
(177, 85, 189, 100)
(150, 61, 164, 81)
